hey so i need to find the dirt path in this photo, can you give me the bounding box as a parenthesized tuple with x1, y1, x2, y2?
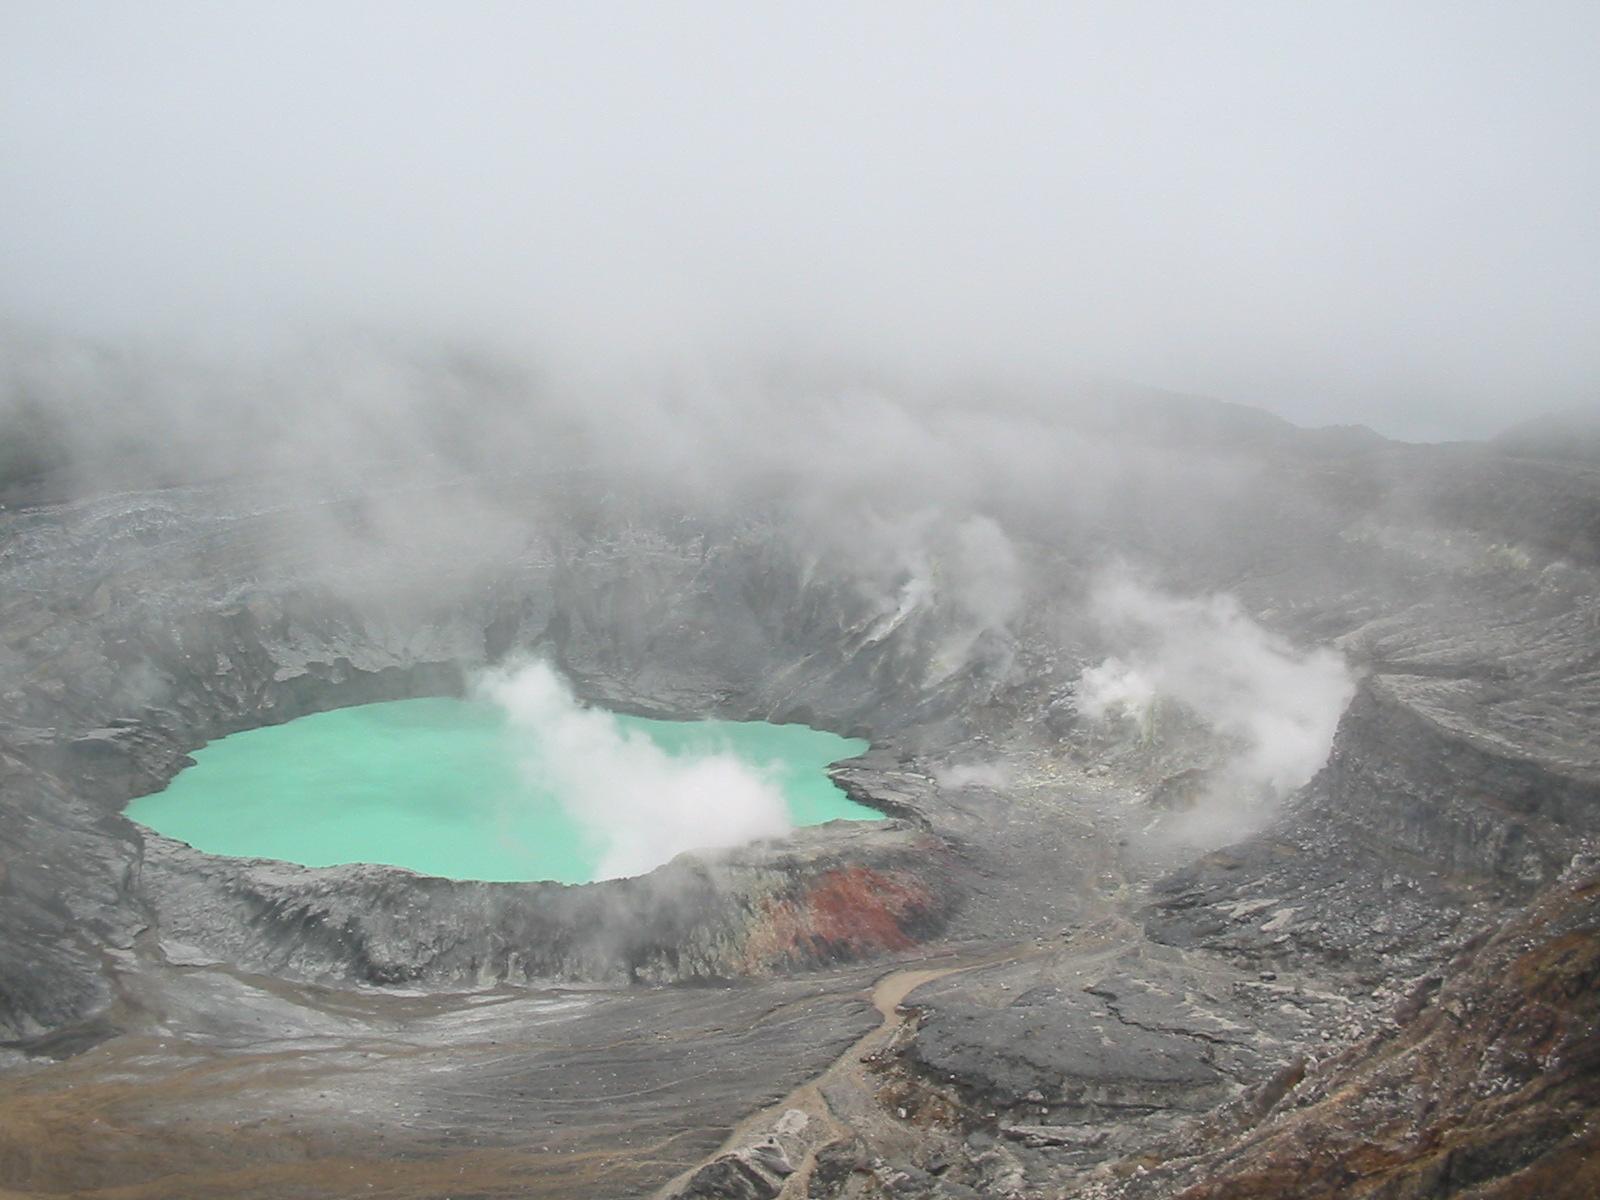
(652, 943, 1044, 1199)
(651, 809, 1151, 1199)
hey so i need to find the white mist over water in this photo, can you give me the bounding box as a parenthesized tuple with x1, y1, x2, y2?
(1077, 573, 1356, 840)
(477, 661, 792, 879)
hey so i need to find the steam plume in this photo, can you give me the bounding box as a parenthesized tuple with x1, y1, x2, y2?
(477, 661, 790, 879)
(1077, 572, 1355, 838)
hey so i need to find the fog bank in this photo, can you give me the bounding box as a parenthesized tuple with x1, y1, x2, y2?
(4, 3, 1598, 439)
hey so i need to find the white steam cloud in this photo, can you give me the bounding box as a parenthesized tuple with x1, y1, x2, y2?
(477, 661, 790, 880)
(1077, 573, 1355, 837)
(830, 508, 1024, 682)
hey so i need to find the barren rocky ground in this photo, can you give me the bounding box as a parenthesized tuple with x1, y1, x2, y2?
(1, 405, 1596, 1198)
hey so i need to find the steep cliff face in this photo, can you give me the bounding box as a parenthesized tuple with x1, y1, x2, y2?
(0, 585, 486, 1040)
(1107, 853, 1600, 1200)
(0, 741, 134, 1040)
(139, 820, 958, 988)
(1325, 676, 1600, 886)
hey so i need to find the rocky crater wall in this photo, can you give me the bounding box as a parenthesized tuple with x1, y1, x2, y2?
(1327, 675, 1600, 887)
(1, 492, 996, 1041)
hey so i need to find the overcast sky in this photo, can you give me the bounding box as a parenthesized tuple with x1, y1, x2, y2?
(3, 2, 1597, 440)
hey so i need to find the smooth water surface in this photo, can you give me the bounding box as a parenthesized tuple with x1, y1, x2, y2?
(126, 698, 876, 882)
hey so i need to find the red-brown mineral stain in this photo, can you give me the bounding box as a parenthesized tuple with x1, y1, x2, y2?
(744, 865, 936, 971)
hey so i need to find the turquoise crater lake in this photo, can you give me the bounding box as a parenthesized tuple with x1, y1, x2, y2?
(126, 697, 877, 883)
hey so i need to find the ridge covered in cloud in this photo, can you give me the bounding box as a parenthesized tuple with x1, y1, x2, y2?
(3, 3, 1597, 439)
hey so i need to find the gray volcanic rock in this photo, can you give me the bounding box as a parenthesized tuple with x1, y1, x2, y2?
(2, 407, 1599, 1197)
(139, 819, 958, 988)
(906, 985, 1223, 1110)
(669, 1140, 794, 1200)
(1094, 849, 1600, 1200)
(1327, 673, 1600, 885)
(0, 477, 997, 1043)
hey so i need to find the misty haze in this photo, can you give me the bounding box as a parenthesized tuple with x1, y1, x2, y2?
(1, 5, 1597, 1199)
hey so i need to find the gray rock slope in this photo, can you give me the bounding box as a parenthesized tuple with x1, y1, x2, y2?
(1, 413, 1596, 1197)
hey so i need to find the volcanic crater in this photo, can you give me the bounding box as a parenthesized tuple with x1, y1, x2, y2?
(2, 410, 1598, 1200)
